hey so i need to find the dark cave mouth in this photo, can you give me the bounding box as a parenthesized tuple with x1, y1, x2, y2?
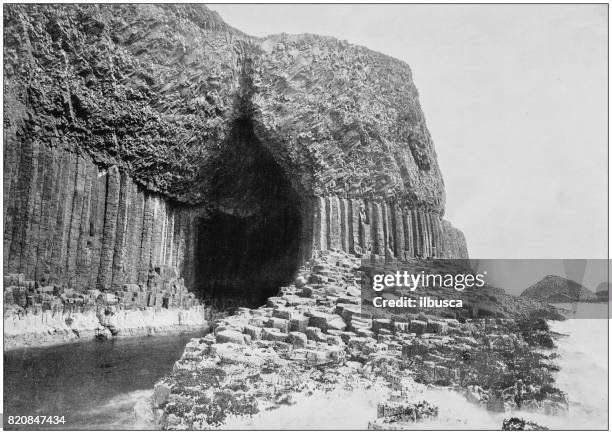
(194, 120, 303, 309)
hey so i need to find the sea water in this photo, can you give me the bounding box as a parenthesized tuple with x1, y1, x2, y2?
(3, 332, 202, 430)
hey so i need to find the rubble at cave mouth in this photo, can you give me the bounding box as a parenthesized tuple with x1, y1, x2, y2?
(195, 119, 303, 309)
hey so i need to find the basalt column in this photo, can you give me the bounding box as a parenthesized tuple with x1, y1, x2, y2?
(308, 196, 467, 260)
(4, 3, 470, 316)
(194, 120, 303, 309)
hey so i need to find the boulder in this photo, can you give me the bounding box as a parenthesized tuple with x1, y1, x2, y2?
(266, 317, 290, 333)
(501, 417, 549, 431)
(243, 325, 262, 341)
(262, 328, 289, 342)
(216, 329, 250, 345)
(308, 311, 332, 331)
(289, 316, 310, 333)
(326, 315, 347, 331)
(152, 383, 171, 408)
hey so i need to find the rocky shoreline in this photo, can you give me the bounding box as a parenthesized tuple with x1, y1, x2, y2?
(142, 250, 566, 430)
(3, 268, 209, 351)
(4, 307, 208, 351)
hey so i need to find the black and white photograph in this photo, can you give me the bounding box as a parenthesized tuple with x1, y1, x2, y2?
(1, 2, 609, 431)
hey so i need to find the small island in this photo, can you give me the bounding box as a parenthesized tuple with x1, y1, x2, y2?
(521, 275, 598, 303)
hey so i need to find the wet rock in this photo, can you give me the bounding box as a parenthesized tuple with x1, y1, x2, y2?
(152, 383, 171, 408)
(95, 327, 112, 341)
(465, 385, 489, 405)
(502, 417, 549, 430)
(133, 399, 155, 428)
(369, 400, 439, 428)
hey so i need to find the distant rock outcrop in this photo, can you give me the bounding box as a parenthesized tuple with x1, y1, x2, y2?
(521, 275, 597, 303)
(595, 282, 609, 301)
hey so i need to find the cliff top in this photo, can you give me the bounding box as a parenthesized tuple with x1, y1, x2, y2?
(4, 4, 446, 213)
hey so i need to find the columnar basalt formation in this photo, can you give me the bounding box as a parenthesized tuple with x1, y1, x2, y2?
(310, 196, 467, 260)
(4, 4, 468, 339)
(4, 146, 201, 291)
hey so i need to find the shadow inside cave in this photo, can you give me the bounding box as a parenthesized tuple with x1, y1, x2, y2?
(194, 119, 303, 310)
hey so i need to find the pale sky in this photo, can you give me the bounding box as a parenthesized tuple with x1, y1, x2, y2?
(209, 4, 608, 259)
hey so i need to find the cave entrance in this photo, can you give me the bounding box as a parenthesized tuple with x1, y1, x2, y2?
(195, 119, 302, 310)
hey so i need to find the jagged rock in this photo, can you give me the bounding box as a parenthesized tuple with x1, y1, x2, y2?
(465, 385, 489, 405)
(502, 418, 549, 430)
(369, 400, 439, 429)
(95, 328, 112, 341)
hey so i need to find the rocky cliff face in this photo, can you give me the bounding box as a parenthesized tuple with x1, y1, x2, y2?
(4, 4, 468, 314)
